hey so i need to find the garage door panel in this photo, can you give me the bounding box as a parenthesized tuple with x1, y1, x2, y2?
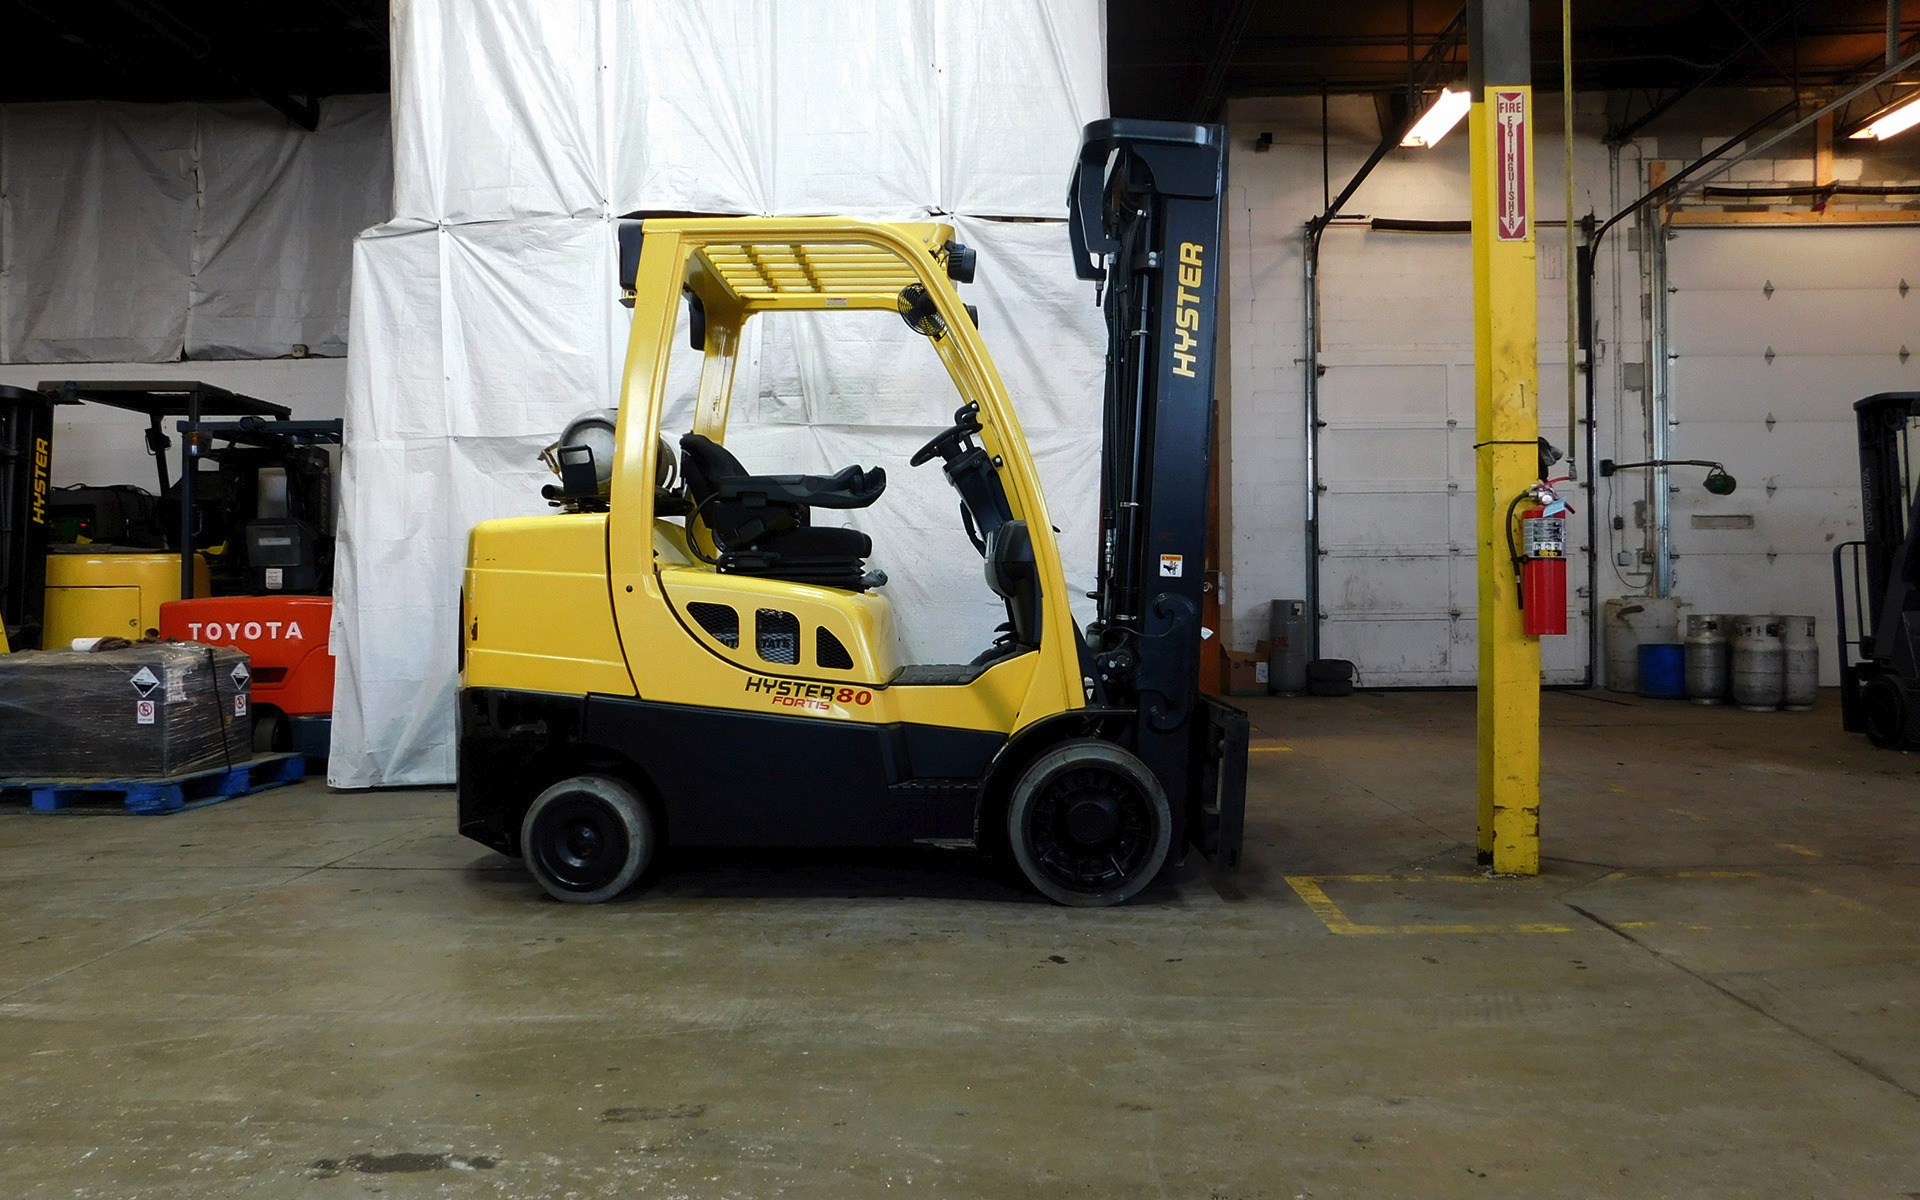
(1670, 487, 1861, 554)
(1319, 426, 1451, 481)
(1320, 616, 1456, 681)
(1667, 227, 1920, 291)
(1319, 489, 1452, 547)
(1671, 289, 1913, 358)
(1318, 363, 1451, 422)
(1443, 614, 1590, 682)
(1321, 553, 1451, 617)
(1667, 420, 1854, 490)
(1667, 358, 1919, 421)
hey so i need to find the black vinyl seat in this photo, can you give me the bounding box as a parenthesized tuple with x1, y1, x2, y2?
(679, 433, 887, 591)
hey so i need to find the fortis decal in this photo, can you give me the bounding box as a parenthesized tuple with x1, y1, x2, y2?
(1172, 241, 1205, 379)
(743, 675, 873, 713)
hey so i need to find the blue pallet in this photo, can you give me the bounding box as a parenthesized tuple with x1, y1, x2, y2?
(2, 753, 306, 815)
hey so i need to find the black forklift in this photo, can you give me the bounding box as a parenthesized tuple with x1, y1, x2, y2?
(1836, 391, 1920, 748)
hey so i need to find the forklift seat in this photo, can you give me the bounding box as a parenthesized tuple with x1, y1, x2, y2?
(679, 433, 887, 591)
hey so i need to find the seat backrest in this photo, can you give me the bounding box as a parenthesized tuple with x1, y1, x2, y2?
(984, 520, 1041, 645)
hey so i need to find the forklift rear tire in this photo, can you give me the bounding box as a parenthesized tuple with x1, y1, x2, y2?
(1007, 740, 1172, 907)
(520, 775, 655, 904)
(1862, 674, 1911, 750)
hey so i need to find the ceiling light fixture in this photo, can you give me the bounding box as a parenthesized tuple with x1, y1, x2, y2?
(1400, 87, 1472, 149)
(1850, 91, 1920, 141)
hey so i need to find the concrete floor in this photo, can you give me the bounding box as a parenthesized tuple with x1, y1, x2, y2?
(2, 690, 1918, 1199)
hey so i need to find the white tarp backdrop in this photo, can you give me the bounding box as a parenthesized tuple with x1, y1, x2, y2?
(332, 0, 1109, 786)
(0, 97, 391, 363)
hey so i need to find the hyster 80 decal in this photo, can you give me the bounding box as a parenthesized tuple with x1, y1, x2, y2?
(744, 675, 873, 714)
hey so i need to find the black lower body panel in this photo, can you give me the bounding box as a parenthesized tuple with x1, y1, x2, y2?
(457, 687, 1006, 854)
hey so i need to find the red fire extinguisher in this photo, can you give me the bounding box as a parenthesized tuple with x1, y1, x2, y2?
(1511, 481, 1569, 637)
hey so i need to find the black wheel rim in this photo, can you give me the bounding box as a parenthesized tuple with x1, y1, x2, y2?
(1024, 765, 1157, 894)
(529, 794, 630, 893)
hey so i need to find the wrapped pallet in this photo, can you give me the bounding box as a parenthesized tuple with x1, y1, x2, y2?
(0, 644, 252, 779)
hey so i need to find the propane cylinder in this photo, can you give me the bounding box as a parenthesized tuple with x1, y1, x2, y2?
(1267, 599, 1309, 696)
(1731, 615, 1785, 712)
(1780, 615, 1819, 711)
(1684, 614, 1729, 705)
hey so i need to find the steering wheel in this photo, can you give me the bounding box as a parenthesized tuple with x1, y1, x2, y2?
(910, 403, 982, 467)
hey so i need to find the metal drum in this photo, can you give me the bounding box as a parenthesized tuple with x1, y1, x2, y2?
(1731, 615, 1785, 712)
(1684, 614, 1729, 705)
(1605, 596, 1682, 694)
(1780, 615, 1819, 711)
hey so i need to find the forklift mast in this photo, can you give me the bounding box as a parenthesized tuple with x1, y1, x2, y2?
(0, 385, 56, 651)
(1836, 392, 1920, 742)
(1068, 119, 1239, 856)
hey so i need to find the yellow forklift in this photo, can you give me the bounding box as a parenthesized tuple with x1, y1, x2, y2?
(0, 380, 289, 653)
(457, 120, 1247, 905)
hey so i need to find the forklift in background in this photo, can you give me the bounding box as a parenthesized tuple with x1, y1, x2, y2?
(0, 385, 55, 655)
(457, 119, 1246, 905)
(0, 380, 340, 759)
(1836, 391, 1920, 749)
(159, 416, 343, 758)
(1, 381, 288, 651)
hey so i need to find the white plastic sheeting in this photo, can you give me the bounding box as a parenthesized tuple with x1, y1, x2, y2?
(334, 0, 1107, 786)
(0, 96, 390, 363)
(391, 0, 1103, 220)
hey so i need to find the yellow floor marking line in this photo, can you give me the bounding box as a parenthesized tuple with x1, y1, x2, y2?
(1248, 744, 1293, 754)
(1667, 808, 1709, 823)
(1284, 875, 1576, 936)
(1778, 843, 1820, 858)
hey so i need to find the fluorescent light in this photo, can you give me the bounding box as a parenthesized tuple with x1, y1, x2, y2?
(1401, 88, 1472, 149)
(1851, 92, 1920, 140)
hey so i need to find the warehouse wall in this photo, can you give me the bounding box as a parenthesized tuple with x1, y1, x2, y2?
(1221, 91, 1920, 686)
(0, 360, 346, 489)
(0, 97, 390, 364)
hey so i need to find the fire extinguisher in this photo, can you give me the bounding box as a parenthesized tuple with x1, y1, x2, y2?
(1508, 480, 1570, 637)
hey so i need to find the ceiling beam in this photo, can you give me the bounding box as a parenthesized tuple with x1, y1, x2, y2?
(1189, 0, 1261, 122)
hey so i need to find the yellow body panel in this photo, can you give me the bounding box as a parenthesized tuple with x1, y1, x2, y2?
(42, 552, 210, 646)
(465, 216, 1083, 743)
(463, 514, 634, 697)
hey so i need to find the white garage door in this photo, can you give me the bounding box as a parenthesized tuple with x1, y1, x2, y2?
(1666, 225, 1920, 684)
(1316, 228, 1589, 686)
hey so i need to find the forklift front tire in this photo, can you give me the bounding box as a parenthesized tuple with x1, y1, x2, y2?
(1862, 674, 1911, 750)
(521, 774, 655, 904)
(1007, 740, 1172, 907)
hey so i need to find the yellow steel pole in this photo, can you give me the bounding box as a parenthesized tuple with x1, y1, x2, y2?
(1469, 0, 1541, 874)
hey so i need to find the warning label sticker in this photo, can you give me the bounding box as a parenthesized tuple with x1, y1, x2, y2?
(129, 667, 160, 697)
(136, 699, 156, 725)
(234, 693, 250, 718)
(1159, 554, 1184, 578)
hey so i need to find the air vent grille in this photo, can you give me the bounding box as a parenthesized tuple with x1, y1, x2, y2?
(687, 602, 739, 648)
(756, 608, 800, 665)
(816, 627, 854, 670)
